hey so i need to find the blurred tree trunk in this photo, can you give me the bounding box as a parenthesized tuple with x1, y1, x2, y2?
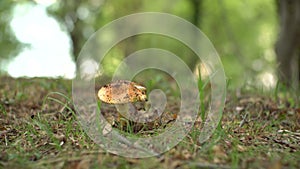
(48, 0, 84, 68)
(48, 0, 104, 74)
(275, 0, 300, 89)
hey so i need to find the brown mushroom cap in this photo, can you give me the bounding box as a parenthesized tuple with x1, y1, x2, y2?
(98, 80, 147, 104)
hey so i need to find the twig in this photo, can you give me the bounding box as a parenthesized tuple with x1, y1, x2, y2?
(239, 112, 248, 128)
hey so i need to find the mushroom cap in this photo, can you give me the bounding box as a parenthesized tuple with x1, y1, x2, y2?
(98, 80, 147, 104)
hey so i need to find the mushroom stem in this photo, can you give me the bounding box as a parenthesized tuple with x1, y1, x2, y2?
(116, 103, 140, 123)
(116, 104, 129, 117)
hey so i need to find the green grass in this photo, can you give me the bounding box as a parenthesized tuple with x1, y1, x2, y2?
(0, 76, 299, 169)
(197, 67, 207, 121)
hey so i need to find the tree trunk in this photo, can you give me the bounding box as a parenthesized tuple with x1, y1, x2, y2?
(275, 0, 300, 89)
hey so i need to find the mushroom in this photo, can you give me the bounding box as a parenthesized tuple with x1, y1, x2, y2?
(97, 80, 147, 121)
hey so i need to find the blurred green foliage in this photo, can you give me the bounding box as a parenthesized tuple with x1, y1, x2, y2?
(0, 0, 25, 72)
(47, 0, 277, 86)
(48, 0, 276, 85)
(0, 0, 277, 87)
(200, 0, 277, 86)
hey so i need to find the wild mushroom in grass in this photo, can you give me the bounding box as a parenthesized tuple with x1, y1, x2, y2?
(97, 80, 147, 123)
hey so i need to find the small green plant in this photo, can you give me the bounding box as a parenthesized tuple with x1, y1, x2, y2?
(197, 67, 211, 121)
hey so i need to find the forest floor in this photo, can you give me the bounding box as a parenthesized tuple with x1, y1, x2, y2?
(0, 76, 299, 169)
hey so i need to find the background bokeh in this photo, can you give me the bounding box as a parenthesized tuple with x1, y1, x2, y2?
(0, 0, 284, 89)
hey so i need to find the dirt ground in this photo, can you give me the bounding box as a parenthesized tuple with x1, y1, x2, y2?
(0, 76, 299, 169)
